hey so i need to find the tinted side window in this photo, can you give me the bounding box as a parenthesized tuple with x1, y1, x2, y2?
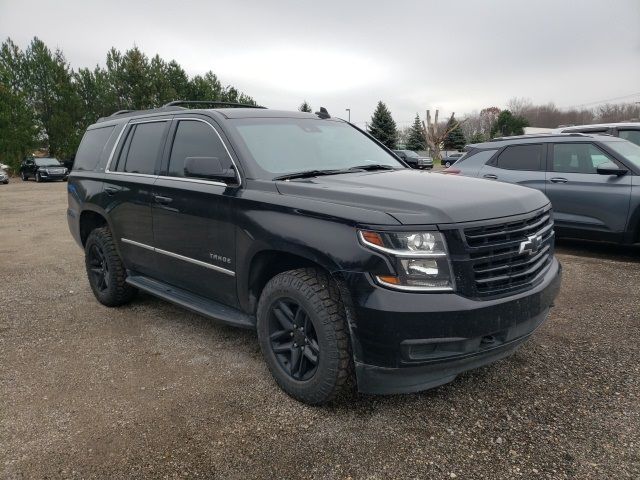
(167, 120, 231, 178)
(552, 143, 613, 174)
(74, 126, 115, 171)
(619, 129, 640, 147)
(495, 144, 543, 171)
(119, 122, 167, 175)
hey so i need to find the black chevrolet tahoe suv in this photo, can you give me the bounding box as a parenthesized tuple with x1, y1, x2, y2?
(67, 101, 561, 405)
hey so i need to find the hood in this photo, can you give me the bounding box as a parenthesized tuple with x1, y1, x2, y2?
(275, 169, 549, 225)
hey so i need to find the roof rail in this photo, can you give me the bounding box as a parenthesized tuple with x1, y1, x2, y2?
(110, 110, 133, 117)
(490, 133, 588, 141)
(162, 100, 266, 109)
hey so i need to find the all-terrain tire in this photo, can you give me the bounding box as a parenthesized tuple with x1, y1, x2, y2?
(85, 226, 137, 307)
(257, 268, 354, 405)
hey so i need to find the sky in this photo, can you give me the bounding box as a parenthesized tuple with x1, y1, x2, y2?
(1, 0, 639, 127)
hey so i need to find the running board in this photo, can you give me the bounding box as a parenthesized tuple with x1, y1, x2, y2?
(126, 275, 255, 329)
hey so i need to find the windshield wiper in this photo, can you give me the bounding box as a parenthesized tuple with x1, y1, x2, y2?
(347, 164, 398, 171)
(273, 169, 347, 181)
(273, 164, 398, 181)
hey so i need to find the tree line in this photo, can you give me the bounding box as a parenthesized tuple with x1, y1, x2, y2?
(0, 37, 256, 170)
(367, 97, 639, 158)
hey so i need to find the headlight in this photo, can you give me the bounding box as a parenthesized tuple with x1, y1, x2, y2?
(359, 230, 455, 292)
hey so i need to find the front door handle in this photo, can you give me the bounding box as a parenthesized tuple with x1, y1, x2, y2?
(483, 174, 498, 180)
(153, 195, 173, 205)
(550, 177, 568, 184)
(104, 186, 120, 196)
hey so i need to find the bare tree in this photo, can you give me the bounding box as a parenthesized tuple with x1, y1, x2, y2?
(422, 110, 462, 161)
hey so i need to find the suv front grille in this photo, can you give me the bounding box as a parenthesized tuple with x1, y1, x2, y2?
(449, 207, 554, 299)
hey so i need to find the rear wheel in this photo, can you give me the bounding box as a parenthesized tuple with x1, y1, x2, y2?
(85, 226, 137, 307)
(444, 161, 451, 168)
(257, 268, 353, 405)
(21, 172, 28, 181)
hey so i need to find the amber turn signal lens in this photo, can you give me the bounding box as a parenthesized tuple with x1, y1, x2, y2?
(361, 230, 384, 247)
(376, 275, 400, 285)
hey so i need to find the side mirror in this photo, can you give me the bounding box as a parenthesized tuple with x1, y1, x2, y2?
(184, 157, 238, 183)
(596, 161, 627, 176)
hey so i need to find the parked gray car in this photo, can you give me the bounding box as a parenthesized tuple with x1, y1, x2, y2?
(445, 133, 640, 244)
(555, 122, 640, 146)
(392, 150, 433, 169)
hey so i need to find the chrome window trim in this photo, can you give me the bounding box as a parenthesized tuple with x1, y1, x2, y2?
(105, 119, 170, 173)
(121, 238, 235, 277)
(104, 117, 242, 188)
(156, 176, 227, 187)
(168, 117, 242, 187)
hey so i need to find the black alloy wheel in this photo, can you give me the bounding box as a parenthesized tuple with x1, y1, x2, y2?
(268, 298, 320, 381)
(87, 243, 110, 293)
(256, 268, 353, 404)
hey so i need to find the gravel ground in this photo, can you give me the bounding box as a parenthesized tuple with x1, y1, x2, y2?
(1, 180, 639, 479)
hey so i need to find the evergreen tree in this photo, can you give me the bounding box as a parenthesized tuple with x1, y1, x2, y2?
(406, 113, 426, 151)
(0, 39, 38, 170)
(24, 38, 82, 159)
(469, 132, 486, 144)
(0, 36, 258, 163)
(443, 117, 466, 151)
(490, 110, 529, 137)
(299, 101, 312, 112)
(369, 101, 397, 149)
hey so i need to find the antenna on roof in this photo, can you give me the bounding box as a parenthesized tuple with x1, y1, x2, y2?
(315, 107, 331, 119)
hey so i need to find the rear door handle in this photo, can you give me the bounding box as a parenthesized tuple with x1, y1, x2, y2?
(483, 174, 498, 180)
(153, 195, 173, 205)
(104, 186, 120, 195)
(550, 177, 568, 183)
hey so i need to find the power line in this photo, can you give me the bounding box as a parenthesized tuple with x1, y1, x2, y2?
(560, 92, 640, 110)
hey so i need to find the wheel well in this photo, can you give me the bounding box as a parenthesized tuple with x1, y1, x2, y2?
(247, 251, 319, 312)
(79, 211, 108, 246)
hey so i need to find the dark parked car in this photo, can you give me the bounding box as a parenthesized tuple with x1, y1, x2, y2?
(0, 168, 8, 184)
(442, 152, 465, 168)
(556, 122, 640, 146)
(20, 157, 69, 182)
(392, 149, 433, 169)
(447, 133, 640, 244)
(67, 101, 560, 405)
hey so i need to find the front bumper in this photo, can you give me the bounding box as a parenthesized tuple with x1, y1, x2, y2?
(39, 170, 68, 180)
(341, 257, 561, 394)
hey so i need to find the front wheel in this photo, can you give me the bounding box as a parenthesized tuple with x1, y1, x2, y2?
(444, 161, 451, 168)
(257, 268, 354, 405)
(85, 226, 137, 307)
(35, 172, 42, 183)
(21, 172, 28, 181)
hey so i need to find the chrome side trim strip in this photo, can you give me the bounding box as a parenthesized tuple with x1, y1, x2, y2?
(155, 246, 235, 276)
(121, 238, 155, 251)
(121, 237, 235, 276)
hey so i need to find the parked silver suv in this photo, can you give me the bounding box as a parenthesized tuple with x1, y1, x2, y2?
(445, 133, 640, 244)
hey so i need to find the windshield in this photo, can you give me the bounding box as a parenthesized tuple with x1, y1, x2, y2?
(35, 158, 61, 167)
(403, 150, 419, 158)
(605, 140, 640, 168)
(228, 118, 403, 179)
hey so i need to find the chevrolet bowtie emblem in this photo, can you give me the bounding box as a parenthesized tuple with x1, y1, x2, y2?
(519, 234, 543, 255)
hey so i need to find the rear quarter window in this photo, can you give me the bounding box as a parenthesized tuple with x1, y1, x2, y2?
(495, 144, 543, 171)
(73, 125, 116, 171)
